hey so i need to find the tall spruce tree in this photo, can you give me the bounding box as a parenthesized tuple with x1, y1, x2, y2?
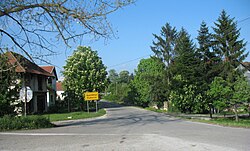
(197, 21, 213, 62)
(213, 10, 248, 79)
(151, 23, 177, 67)
(197, 21, 219, 115)
(170, 29, 204, 113)
(212, 10, 249, 121)
(172, 28, 200, 83)
(151, 23, 177, 102)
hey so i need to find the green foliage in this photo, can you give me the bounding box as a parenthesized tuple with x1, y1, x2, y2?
(0, 54, 21, 117)
(105, 70, 133, 104)
(171, 29, 201, 84)
(230, 76, 250, 106)
(207, 77, 231, 111)
(110, 10, 249, 120)
(151, 23, 177, 103)
(0, 115, 53, 131)
(169, 75, 204, 113)
(151, 22, 177, 67)
(118, 70, 130, 83)
(213, 10, 248, 79)
(108, 69, 119, 83)
(63, 46, 108, 110)
(197, 21, 220, 86)
(207, 75, 250, 121)
(132, 57, 166, 107)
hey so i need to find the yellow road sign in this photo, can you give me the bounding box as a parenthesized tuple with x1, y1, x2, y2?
(84, 92, 99, 101)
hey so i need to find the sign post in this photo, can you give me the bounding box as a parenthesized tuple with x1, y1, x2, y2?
(20, 86, 33, 116)
(87, 100, 89, 113)
(84, 92, 99, 113)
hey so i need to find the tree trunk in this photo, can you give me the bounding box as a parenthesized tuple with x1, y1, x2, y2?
(209, 103, 213, 118)
(234, 104, 239, 122)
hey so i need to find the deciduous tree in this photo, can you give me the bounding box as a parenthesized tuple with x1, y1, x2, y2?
(0, 54, 21, 116)
(133, 57, 166, 107)
(0, 0, 134, 60)
(63, 46, 108, 110)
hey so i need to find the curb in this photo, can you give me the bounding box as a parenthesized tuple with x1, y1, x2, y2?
(52, 109, 107, 126)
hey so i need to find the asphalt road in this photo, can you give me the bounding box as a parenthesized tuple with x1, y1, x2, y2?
(0, 101, 250, 151)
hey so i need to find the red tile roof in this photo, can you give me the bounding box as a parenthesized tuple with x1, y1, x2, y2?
(41, 66, 54, 73)
(56, 81, 63, 91)
(243, 62, 250, 67)
(41, 66, 58, 80)
(242, 62, 250, 71)
(4, 51, 53, 77)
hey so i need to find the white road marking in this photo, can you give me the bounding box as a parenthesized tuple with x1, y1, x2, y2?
(0, 132, 158, 136)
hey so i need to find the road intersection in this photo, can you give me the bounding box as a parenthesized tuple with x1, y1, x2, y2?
(1, 101, 249, 151)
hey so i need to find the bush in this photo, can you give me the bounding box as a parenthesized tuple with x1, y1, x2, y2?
(0, 115, 54, 131)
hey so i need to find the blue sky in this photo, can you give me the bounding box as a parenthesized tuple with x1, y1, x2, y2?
(45, 0, 250, 78)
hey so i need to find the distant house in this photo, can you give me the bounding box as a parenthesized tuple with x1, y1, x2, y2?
(239, 62, 250, 84)
(5, 51, 54, 113)
(56, 81, 65, 101)
(40, 66, 58, 108)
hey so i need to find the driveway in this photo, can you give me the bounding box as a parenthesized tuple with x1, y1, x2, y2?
(0, 101, 249, 151)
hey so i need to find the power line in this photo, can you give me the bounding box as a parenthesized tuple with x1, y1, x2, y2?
(107, 16, 250, 69)
(238, 16, 250, 23)
(107, 53, 153, 68)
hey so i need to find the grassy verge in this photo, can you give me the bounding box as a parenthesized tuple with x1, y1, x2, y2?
(190, 117, 250, 128)
(143, 107, 250, 128)
(0, 116, 53, 131)
(40, 109, 106, 122)
(145, 107, 167, 113)
(0, 109, 106, 131)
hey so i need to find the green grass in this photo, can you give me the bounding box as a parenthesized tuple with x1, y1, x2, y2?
(143, 107, 250, 128)
(191, 117, 250, 128)
(40, 109, 106, 122)
(0, 115, 53, 131)
(0, 109, 106, 131)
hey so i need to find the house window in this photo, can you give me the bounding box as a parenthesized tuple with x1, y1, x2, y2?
(48, 78, 52, 84)
(38, 76, 43, 91)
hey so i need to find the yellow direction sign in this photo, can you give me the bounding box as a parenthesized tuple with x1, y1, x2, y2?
(84, 92, 99, 101)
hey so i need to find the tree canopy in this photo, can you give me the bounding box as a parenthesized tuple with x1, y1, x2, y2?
(133, 57, 166, 107)
(213, 10, 248, 79)
(0, 0, 134, 60)
(63, 46, 108, 109)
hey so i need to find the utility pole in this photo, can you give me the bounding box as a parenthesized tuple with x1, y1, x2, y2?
(23, 74, 27, 117)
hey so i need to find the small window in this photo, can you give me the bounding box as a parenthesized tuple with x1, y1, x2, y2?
(48, 78, 52, 84)
(38, 76, 43, 91)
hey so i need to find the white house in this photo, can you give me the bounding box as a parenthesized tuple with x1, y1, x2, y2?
(239, 62, 250, 84)
(56, 81, 65, 101)
(5, 51, 53, 113)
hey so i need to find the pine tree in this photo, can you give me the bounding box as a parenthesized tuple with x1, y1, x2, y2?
(197, 21, 220, 115)
(213, 10, 248, 79)
(197, 21, 213, 62)
(170, 29, 203, 113)
(151, 23, 177, 67)
(212, 10, 249, 121)
(172, 28, 200, 83)
(151, 23, 178, 102)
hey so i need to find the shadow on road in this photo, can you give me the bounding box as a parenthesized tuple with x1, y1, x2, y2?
(98, 100, 124, 109)
(54, 100, 182, 128)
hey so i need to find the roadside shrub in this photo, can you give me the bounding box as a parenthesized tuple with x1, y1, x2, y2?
(0, 115, 54, 131)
